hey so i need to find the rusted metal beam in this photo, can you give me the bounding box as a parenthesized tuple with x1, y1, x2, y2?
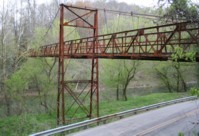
(62, 4, 97, 11)
(65, 11, 94, 25)
(65, 80, 92, 83)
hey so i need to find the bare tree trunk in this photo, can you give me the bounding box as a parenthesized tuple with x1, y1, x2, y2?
(176, 72, 180, 92)
(4, 94, 11, 116)
(116, 84, 119, 100)
(173, 62, 186, 92)
(121, 61, 138, 101)
(122, 84, 128, 101)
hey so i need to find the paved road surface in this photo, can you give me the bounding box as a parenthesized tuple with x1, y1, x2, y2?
(70, 100, 199, 136)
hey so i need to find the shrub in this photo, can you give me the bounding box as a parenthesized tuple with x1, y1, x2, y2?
(189, 87, 199, 97)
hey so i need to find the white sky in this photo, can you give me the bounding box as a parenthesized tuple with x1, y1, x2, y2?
(117, 0, 159, 7)
(117, 0, 198, 6)
(36, 0, 199, 7)
(0, 0, 198, 9)
(37, 0, 160, 7)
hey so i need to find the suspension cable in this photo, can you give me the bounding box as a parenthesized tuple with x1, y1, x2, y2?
(65, 4, 161, 20)
(117, 13, 121, 32)
(104, 9, 108, 33)
(99, 9, 160, 19)
(41, 7, 60, 44)
(131, 11, 134, 29)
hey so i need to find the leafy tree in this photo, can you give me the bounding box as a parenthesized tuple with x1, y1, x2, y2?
(158, 0, 199, 22)
(101, 60, 139, 101)
(5, 58, 56, 114)
(172, 47, 197, 92)
(155, 47, 196, 92)
(155, 62, 173, 92)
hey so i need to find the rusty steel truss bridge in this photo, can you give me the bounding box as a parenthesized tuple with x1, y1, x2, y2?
(29, 4, 199, 125)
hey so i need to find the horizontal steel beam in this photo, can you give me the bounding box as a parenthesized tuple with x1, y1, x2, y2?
(65, 80, 91, 83)
(29, 96, 197, 136)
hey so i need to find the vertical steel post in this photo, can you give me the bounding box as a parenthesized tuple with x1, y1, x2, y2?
(57, 4, 65, 125)
(89, 10, 99, 118)
(95, 11, 99, 117)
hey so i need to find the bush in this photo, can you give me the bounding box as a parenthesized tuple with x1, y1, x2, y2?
(189, 87, 199, 97)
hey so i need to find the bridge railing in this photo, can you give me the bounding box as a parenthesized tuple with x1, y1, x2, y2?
(29, 96, 197, 136)
(28, 22, 199, 59)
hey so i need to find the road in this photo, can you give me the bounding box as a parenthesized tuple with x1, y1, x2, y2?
(70, 100, 199, 136)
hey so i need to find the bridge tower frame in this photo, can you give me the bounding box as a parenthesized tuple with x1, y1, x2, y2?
(57, 4, 99, 125)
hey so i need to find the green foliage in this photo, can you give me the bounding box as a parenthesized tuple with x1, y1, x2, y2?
(4, 58, 58, 115)
(178, 132, 185, 136)
(189, 87, 199, 97)
(155, 62, 173, 92)
(159, 0, 199, 21)
(101, 60, 118, 87)
(100, 92, 188, 115)
(0, 92, 189, 135)
(154, 59, 192, 92)
(185, 52, 196, 61)
(5, 72, 28, 94)
(0, 113, 56, 136)
(171, 47, 196, 62)
(171, 47, 185, 61)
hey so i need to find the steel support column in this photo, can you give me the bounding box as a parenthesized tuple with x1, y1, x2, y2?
(90, 10, 99, 117)
(57, 4, 65, 124)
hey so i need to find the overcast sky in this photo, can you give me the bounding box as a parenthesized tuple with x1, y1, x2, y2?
(0, 0, 199, 9)
(36, 0, 199, 7)
(37, 0, 160, 7)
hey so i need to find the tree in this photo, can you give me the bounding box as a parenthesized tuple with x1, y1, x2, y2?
(0, 0, 25, 116)
(0, 0, 42, 116)
(158, 0, 199, 22)
(101, 60, 139, 101)
(172, 47, 197, 91)
(155, 47, 196, 92)
(155, 62, 173, 92)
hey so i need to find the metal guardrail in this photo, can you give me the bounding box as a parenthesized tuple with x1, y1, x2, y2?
(30, 96, 197, 136)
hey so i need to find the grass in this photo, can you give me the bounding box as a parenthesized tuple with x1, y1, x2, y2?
(0, 92, 190, 136)
(100, 92, 189, 116)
